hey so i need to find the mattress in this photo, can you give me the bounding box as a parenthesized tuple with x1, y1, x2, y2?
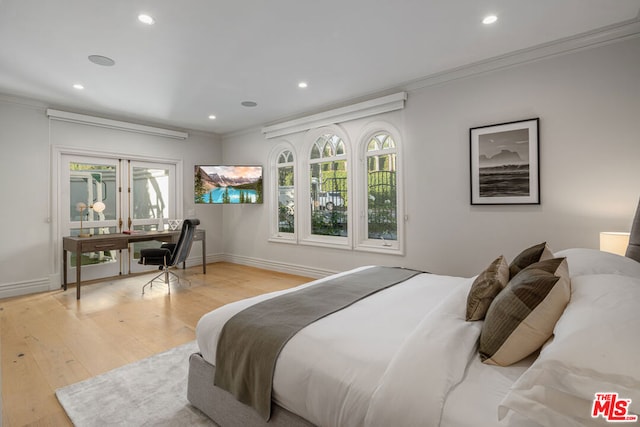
(196, 266, 526, 426)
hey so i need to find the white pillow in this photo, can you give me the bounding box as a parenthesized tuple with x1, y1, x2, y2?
(554, 248, 640, 278)
(499, 274, 640, 426)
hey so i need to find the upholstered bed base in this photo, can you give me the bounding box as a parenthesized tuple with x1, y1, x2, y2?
(625, 198, 640, 262)
(187, 352, 315, 427)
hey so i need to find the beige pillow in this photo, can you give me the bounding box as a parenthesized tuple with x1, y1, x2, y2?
(479, 257, 571, 366)
(509, 242, 554, 278)
(466, 256, 509, 321)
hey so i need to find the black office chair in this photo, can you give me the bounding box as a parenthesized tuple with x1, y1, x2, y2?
(139, 218, 200, 294)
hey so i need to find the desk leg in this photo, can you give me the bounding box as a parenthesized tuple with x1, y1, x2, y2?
(76, 246, 82, 300)
(63, 249, 68, 290)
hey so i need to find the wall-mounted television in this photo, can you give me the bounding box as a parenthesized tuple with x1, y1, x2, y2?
(194, 165, 263, 204)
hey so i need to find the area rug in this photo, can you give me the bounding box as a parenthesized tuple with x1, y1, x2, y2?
(56, 341, 217, 426)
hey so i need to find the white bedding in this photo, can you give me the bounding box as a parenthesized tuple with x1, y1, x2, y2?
(195, 250, 640, 427)
(197, 267, 522, 426)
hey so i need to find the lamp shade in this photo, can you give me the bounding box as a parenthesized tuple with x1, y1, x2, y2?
(599, 232, 630, 256)
(92, 201, 106, 213)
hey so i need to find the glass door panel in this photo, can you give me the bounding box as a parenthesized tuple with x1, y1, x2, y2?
(62, 156, 122, 281)
(128, 161, 176, 273)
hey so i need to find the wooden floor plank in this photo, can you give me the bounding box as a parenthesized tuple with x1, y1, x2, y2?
(1, 262, 313, 427)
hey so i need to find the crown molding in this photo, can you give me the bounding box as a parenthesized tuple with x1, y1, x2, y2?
(0, 93, 48, 111)
(404, 17, 640, 92)
(46, 109, 189, 140)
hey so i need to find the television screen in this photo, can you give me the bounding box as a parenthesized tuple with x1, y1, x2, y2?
(194, 165, 263, 204)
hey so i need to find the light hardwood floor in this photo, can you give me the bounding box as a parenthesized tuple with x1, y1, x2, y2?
(0, 262, 313, 427)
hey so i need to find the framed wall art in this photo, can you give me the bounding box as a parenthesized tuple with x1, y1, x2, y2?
(194, 165, 263, 204)
(470, 118, 540, 205)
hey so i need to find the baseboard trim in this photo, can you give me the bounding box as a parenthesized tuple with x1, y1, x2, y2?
(1, 254, 334, 299)
(221, 254, 337, 279)
(184, 253, 225, 268)
(0, 277, 50, 299)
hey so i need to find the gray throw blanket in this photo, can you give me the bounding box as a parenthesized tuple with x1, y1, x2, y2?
(214, 266, 423, 420)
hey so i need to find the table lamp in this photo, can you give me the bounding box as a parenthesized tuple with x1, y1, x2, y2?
(77, 201, 106, 237)
(599, 231, 630, 256)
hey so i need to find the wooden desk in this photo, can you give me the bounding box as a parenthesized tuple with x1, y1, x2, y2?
(62, 229, 206, 299)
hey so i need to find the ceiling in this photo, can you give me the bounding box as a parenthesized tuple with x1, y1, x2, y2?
(1, 1, 639, 136)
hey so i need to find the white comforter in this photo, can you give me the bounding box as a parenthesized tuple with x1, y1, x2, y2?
(196, 249, 640, 426)
(196, 267, 484, 427)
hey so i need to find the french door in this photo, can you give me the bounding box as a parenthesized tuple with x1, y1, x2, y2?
(61, 154, 178, 282)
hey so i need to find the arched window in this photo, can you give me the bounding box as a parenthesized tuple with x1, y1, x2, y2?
(365, 133, 398, 244)
(277, 149, 295, 234)
(309, 134, 348, 237)
(269, 123, 401, 253)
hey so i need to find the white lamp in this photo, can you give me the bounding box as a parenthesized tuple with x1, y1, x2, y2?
(599, 232, 630, 256)
(77, 201, 106, 237)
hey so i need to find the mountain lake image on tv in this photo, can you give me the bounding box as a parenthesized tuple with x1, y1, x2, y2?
(195, 165, 263, 204)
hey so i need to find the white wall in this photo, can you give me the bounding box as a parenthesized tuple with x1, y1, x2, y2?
(221, 37, 640, 278)
(1, 37, 638, 298)
(0, 98, 223, 298)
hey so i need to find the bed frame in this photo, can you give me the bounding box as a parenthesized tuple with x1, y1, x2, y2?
(187, 352, 313, 427)
(187, 198, 640, 427)
(626, 198, 640, 262)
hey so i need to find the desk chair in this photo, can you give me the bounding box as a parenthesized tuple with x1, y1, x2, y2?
(139, 218, 200, 294)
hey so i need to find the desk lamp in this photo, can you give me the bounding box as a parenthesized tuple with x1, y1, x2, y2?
(77, 201, 106, 237)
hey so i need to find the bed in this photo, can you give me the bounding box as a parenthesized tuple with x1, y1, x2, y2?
(187, 201, 640, 427)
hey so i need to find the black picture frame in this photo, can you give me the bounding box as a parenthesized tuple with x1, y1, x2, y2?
(470, 118, 540, 205)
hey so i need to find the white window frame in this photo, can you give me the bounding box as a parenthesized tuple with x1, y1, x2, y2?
(300, 125, 352, 250)
(268, 141, 298, 243)
(355, 121, 404, 254)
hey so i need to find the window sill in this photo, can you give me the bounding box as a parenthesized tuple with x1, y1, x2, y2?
(268, 234, 297, 244)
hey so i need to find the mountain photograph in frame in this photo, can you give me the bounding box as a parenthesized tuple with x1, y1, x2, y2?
(194, 165, 263, 204)
(470, 118, 539, 205)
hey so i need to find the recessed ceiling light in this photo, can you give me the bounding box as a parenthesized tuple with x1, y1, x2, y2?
(138, 14, 155, 25)
(482, 15, 498, 25)
(88, 55, 115, 67)
(208, 115, 217, 120)
(73, 83, 85, 90)
(298, 82, 308, 89)
(241, 101, 258, 107)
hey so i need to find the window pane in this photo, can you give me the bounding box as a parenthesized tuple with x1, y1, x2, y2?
(278, 150, 293, 164)
(310, 144, 321, 159)
(310, 159, 347, 237)
(322, 142, 334, 157)
(278, 165, 295, 233)
(69, 162, 117, 222)
(367, 136, 397, 241)
(132, 167, 170, 220)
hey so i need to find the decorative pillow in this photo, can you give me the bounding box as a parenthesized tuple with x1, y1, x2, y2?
(499, 273, 640, 426)
(479, 257, 570, 366)
(466, 255, 509, 321)
(509, 242, 554, 278)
